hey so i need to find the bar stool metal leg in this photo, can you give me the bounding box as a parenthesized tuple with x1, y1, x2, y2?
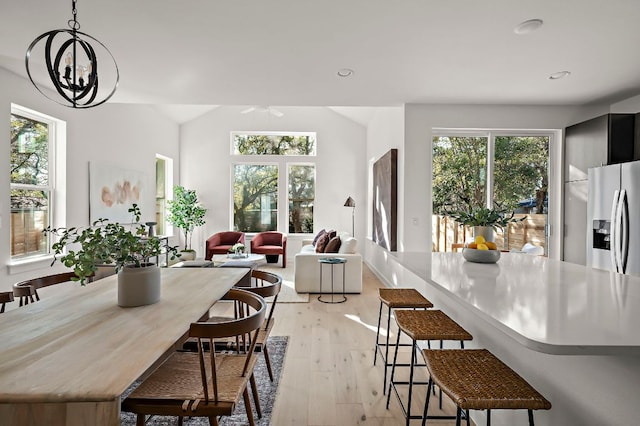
(374, 300, 383, 365)
(385, 330, 402, 409)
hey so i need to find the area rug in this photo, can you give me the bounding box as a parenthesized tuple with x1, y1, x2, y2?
(257, 263, 309, 303)
(120, 336, 289, 425)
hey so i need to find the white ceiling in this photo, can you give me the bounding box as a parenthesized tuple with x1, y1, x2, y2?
(2, 0, 640, 118)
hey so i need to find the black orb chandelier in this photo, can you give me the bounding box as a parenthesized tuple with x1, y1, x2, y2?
(25, 0, 119, 109)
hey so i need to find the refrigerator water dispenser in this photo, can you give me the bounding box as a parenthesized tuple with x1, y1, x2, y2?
(592, 220, 611, 250)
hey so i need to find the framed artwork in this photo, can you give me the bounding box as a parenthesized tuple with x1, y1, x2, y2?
(89, 162, 150, 223)
(372, 149, 397, 251)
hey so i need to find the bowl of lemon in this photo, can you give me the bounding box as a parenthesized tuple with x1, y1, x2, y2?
(462, 236, 501, 264)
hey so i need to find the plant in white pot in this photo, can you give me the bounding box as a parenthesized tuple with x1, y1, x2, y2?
(167, 185, 207, 261)
(44, 204, 179, 307)
(446, 206, 523, 242)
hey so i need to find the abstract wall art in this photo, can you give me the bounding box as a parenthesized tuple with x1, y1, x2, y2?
(372, 148, 397, 251)
(89, 162, 150, 223)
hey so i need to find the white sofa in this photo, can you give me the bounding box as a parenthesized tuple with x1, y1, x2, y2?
(294, 237, 362, 294)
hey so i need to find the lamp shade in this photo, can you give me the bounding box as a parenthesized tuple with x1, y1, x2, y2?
(344, 196, 355, 207)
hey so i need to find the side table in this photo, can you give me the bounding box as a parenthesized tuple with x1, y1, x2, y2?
(318, 257, 347, 303)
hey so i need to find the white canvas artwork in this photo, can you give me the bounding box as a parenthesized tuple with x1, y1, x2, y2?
(89, 162, 150, 223)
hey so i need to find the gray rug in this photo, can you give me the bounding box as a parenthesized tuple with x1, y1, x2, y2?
(120, 336, 288, 425)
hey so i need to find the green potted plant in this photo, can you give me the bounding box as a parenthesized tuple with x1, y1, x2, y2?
(446, 206, 523, 241)
(44, 204, 179, 307)
(167, 186, 207, 261)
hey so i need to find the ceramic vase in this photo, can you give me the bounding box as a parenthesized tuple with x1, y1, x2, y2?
(117, 263, 161, 307)
(180, 250, 197, 261)
(473, 226, 494, 242)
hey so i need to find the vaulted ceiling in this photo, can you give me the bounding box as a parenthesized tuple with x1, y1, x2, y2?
(2, 0, 640, 111)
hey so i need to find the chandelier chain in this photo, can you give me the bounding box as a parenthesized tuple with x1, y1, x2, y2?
(69, 0, 80, 30)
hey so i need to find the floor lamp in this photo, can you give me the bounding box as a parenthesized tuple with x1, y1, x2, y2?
(344, 196, 355, 236)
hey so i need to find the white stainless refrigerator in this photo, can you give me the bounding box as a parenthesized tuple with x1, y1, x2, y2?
(587, 160, 640, 275)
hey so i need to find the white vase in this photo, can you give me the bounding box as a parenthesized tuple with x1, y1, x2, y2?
(117, 263, 161, 307)
(473, 226, 494, 242)
(180, 250, 197, 261)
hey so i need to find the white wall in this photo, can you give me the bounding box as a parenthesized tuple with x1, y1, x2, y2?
(0, 67, 180, 293)
(179, 106, 367, 256)
(610, 94, 640, 113)
(365, 107, 404, 251)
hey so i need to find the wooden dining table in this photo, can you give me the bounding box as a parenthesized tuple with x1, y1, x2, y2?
(0, 267, 250, 426)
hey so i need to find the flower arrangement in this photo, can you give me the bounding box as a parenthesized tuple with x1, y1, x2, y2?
(229, 243, 246, 254)
(44, 204, 179, 285)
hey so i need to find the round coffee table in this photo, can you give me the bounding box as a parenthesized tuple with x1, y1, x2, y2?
(212, 253, 266, 267)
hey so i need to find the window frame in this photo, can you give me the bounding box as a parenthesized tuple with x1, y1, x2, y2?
(9, 104, 66, 269)
(155, 154, 174, 238)
(230, 131, 317, 235)
(432, 128, 558, 256)
(287, 162, 316, 234)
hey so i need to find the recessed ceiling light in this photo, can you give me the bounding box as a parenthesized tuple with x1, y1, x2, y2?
(514, 19, 544, 35)
(548, 71, 571, 80)
(337, 68, 354, 78)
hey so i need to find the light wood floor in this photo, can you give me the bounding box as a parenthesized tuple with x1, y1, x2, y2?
(268, 264, 465, 426)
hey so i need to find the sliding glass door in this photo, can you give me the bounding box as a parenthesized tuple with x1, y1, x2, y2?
(432, 132, 550, 255)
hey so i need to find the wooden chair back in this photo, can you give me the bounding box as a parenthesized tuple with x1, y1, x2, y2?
(12, 285, 36, 307)
(0, 291, 14, 313)
(13, 272, 88, 304)
(249, 270, 282, 326)
(189, 288, 266, 404)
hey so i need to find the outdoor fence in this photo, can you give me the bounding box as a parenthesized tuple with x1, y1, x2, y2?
(432, 214, 547, 255)
(10, 210, 48, 257)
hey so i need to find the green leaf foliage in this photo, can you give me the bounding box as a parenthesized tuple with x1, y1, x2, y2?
(167, 186, 207, 251)
(44, 204, 179, 285)
(445, 207, 523, 230)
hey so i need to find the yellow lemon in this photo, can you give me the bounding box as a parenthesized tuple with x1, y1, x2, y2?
(486, 241, 497, 250)
(474, 235, 486, 245)
(477, 243, 489, 250)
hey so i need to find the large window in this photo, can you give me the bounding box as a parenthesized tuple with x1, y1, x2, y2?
(231, 132, 316, 234)
(10, 107, 57, 259)
(432, 132, 551, 254)
(155, 155, 173, 237)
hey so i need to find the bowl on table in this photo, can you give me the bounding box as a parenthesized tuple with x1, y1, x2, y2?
(462, 247, 501, 264)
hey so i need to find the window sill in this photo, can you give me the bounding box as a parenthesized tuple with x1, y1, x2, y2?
(7, 255, 56, 275)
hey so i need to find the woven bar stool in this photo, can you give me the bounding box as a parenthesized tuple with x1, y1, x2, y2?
(421, 349, 552, 426)
(375, 288, 433, 395)
(386, 309, 472, 426)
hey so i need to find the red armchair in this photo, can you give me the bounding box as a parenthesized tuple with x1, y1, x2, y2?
(205, 231, 245, 260)
(250, 232, 287, 268)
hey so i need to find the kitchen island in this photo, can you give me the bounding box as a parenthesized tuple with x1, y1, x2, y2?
(366, 243, 640, 425)
(427, 252, 640, 355)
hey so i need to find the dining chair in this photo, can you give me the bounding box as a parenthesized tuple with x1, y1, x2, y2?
(245, 270, 282, 381)
(12, 284, 36, 307)
(0, 291, 15, 313)
(122, 288, 266, 426)
(13, 271, 89, 305)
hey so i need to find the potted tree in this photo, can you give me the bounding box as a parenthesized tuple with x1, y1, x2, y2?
(167, 186, 207, 261)
(44, 204, 179, 307)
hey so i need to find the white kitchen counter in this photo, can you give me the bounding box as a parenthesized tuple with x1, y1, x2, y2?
(395, 252, 640, 355)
